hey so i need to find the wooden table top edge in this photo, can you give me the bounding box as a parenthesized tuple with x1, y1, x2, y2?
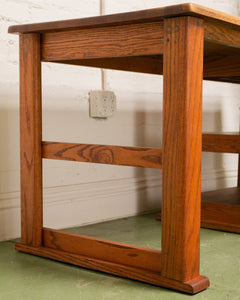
(8, 3, 240, 34)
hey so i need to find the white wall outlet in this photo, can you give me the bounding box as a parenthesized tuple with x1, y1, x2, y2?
(89, 90, 116, 118)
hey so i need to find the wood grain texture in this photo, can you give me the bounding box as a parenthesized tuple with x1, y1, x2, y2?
(8, 3, 240, 34)
(202, 187, 240, 206)
(204, 76, 240, 84)
(15, 243, 209, 294)
(42, 141, 162, 169)
(204, 41, 240, 56)
(157, 187, 240, 233)
(20, 34, 43, 246)
(11, 3, 240, 294)
(238, 156, 240, 187)
(202, 133, 240, 153)
(52, 56, 164, 76)
(204, 19, 240, 49)
(52, 52, 240, 82)
(202, 187, 240, 233)
(201, 218, 240, 233)
(161, 17, 204, 282)
(204, 54, 240, 78)
(41, 22, 164, 61)
(43, 228, 162, 272)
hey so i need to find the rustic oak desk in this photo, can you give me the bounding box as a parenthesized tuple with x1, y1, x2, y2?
(9, 3, 240, 294)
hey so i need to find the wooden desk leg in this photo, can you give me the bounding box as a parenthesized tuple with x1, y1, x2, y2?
(161, 16, 209, 287)
(19, 33, 43, 246)
(238, 154, 240, 187)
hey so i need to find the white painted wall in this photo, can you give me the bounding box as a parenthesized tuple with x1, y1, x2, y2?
(0, 0, 239, 240)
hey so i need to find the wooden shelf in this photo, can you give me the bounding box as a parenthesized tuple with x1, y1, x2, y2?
(201, 187, 240, 233)
(157, 187, 240, 233)
(202, 186, 240, 205)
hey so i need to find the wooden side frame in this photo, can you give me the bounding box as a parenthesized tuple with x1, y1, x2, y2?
(19, 33, 43, 246)
(16, 17, 210, 294)
(161, 16, 204, 282)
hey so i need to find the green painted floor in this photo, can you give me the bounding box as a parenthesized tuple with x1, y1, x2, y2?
(0, 213, 239, 300)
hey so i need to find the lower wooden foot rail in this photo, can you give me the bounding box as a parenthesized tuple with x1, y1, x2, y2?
(15, 238, 209, 294)
(42, 228, 162, 272)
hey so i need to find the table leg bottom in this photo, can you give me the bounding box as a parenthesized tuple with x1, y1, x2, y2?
(15, 243, 209, 294)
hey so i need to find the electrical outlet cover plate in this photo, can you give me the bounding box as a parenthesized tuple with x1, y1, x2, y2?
(89, 90, 116, 118)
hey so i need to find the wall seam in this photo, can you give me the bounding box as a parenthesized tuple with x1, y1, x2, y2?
(100, 0, 106, 90)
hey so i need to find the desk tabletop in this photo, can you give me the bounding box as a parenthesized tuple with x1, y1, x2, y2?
(8, 3, 240, 34)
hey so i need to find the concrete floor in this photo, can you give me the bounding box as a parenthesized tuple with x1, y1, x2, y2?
(0, 213, 239, 300)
